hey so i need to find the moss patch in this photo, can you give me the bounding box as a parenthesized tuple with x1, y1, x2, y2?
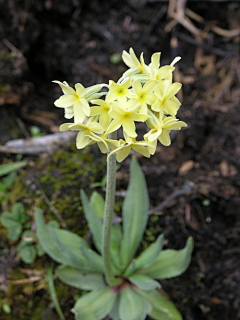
(1, 144, 107, 319)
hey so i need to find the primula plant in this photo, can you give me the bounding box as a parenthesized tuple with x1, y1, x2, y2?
(35, 48, 193, 320)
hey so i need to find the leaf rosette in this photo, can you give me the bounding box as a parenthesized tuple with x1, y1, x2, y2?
(36, 157, 193, 320)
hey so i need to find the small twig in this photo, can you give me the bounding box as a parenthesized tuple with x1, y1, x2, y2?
(166, 0, 206, 37)
(7, 276, 42, 284)
(185, 8, 203, 24)
(34, 174, 68, 229)
(185, 8, 240, 38)
(211, 25, 240, 38)
(149, 180, 196, 214)
(18, 268, 43, 276)
(2, 38, 26, 60)
(15, 117, 30, 139)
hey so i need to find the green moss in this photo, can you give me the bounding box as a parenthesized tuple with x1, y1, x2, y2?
(9, 145, 106, 229)
(3, 265, 77, 319)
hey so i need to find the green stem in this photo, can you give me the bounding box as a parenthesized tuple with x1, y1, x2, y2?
(102, 131, 118, 286)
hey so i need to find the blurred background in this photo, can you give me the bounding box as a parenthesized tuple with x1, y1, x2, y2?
(0, 0, 240, 319)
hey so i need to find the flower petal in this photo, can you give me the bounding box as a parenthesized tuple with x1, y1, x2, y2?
(53, 81, 75, 95)
(116, 145, 131, 162)
(167, 82, 182, 97)
(74, 102, 85, 123)
(80, 99, 90, 117)
(76, 132, 91, 149)
(75, 83, 86, 97)
(159, 130, 171, 146)
(54, 95, 75, 108)
(88, 121, 104, 134)
(151, 52, 161, 69)
(105, 118, 123, 135)
(122, 118, 137, 137)
(132, 144, 151, 158)
(132, 80, 143, 95)
(157, 66, 175, 80)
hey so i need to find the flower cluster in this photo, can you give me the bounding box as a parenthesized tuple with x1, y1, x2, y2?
(54, 48, 187, 162)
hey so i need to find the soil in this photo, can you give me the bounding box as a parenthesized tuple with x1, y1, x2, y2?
(0, 0, 240, 320)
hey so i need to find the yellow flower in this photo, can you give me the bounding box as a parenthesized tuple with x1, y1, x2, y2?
(59, 120, 104, 149)
(107, 78, 133, 104)
(52, 81, 74, 119)
(53, 81, 91, 123)
(131, 79, 158, 113)
(106, 102, 149, 138)
(53, 49, 187, 159)
(152, 80, 182, 117)
(88, 134, 120, 154)
(144, 116, 187, 146)
(122, 48, 148, 74)
(108, 138, 152, 162)
(90, 98, 112, 131)
(148, 53, 181, 81)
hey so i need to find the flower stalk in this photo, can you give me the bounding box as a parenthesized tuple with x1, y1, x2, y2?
(102, 131, 119, 286)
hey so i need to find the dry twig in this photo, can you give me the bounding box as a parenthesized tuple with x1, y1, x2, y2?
(0, 132, 76, 154)
(149, 180, 196, 214)
(34, 174, 68, 229)
(166, 0, 206, 37)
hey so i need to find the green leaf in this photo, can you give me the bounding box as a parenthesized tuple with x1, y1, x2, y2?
(0, 161, 27, 177)
(47, 220, 60, 228)
(80, 246, 104, 273)
(135, 234, 164, 270)
(123, 260, 136, 277)
(47, 266, 65, 320)
(18, 245, 36, 264)
(12, 203, 27, 223)
(120, 156, 149, 267)
(2, 171, 16, 188)
(36, 241, 45, 256)
(48, 226, 94, 271)
(35, 208, 71, 265)
(129, 274, 160, 291)
(119, 285, 152, 320)
(90, 191, 105, 218)
(137, 289, 182, 320)
(2, 303, 11, 314)
(110, 224, 124, 274)
(0, 211, 21, 229)
(90, 174, 107, 189)
(48, 226, 88, 250)
(56, 265, 105, 290)
(81, 190, 103, 253)
(140, 237, 194, 279)
(72, 287, 117, 320)
(0, 209, 23, 241)
(0, 203, 27, 234)
(7, 225, 22, 241)
(35, 208, 93, 271)
(109, 302, 119, 320)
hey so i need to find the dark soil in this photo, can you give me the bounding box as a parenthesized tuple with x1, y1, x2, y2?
(0, 0, 240, 319)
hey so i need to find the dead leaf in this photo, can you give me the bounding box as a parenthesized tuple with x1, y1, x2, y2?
(220, 160, 229, 177)
(178, 160, 195, 176)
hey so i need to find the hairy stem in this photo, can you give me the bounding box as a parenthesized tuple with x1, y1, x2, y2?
(102, 131, 119, 286)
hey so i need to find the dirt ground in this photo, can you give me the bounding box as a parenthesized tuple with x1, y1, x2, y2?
(0, 0, 240, 319)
